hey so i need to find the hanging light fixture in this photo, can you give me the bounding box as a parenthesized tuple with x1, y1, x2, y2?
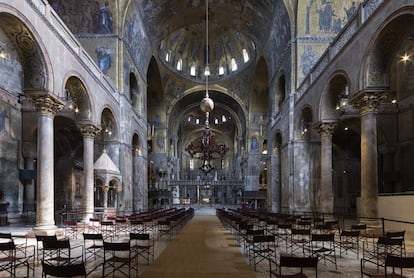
(186, 0, 228, 174)
(200, 0, 214, 128)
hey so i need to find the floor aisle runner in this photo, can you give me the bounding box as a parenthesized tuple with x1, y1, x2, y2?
(140, 215, 256, 278)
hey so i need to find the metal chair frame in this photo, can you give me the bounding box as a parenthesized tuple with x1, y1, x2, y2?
(274, 255, 318, 278)
(102, 241, 136, 278)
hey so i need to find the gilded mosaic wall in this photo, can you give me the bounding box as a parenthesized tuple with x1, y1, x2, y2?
(48, 0, 120, 81)
(296, 0, 362, 84)
(48, 0, 116, 35)
(0, 29, 22, 94)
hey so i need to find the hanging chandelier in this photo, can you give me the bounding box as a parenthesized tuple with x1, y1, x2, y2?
(185, 0, 228, 174)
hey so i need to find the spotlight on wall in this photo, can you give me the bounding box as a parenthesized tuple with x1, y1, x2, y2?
(64, 89, 79, 113)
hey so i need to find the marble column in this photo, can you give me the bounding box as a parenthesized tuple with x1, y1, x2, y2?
(31, 95, 64, 234)
(316, 122, 337, 214)
(102, 186, 109, 210)
(79, 124, 100, 222)
(352, 92, 386, 229)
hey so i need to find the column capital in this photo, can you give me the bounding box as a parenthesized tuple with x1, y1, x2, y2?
(315, 122, 337, 137)
(79, 124, 101, 138)
(30, 95, 64, 116)
(350, 91, 388, 115)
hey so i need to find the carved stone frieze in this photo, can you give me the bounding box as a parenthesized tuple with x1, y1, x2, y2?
(79, 124, 101, 138)
(315, 122, 337, 137)
(363, 0, 384, 21)
(350, 92, 388, 114)
(30, 95, 64, 116)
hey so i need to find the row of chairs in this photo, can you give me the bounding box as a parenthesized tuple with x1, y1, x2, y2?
(0, 236, 35, 277)
(217, 208, 319, 277)
(65, 207, 193, 241)
(219, 208, 414, 277)
(360, 230, 411, 277)
(11, 231, 157, 277)
(0, 207, 194, 277)
(39, 234, 140, 278)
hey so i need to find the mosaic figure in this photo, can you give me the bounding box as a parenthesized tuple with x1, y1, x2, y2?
(98, 1, 113, 33)
(96, 46, 112, 74)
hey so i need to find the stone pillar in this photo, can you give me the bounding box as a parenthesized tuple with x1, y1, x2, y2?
(79, 124, 100, 222)
(352, 92, 386, 229)
(172, 136, 178, 158)
(316, 122, 337, 214)
(236, 136, 243, 180)
(23, 156, 36, 212)
(102, 185, 109, 209)
(270, 153, 280, 212)
(133, 154, 147, 212)
(237, 136, 243, 154)
(31, 95, 64, 234)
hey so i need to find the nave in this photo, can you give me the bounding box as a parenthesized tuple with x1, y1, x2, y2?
(1, 206, 414, 277)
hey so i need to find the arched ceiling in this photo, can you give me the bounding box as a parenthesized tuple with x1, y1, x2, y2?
(0, 13, 47, 90)
(138, 0, 275, 83)
(140, 1, 276, 155)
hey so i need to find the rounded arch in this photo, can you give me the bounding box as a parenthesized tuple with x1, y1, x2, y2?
(297, 105, 313, 140)
(147, 56, 165, 153)
(275, 72, 287, 114)
(168, 89, 246, 138)
(178, 103, 238, 155)
(53, 115, 83, 210)
(100, 107, 119, 141)
(129, 71, 141, 113)
(361, 11, 414, 89)
(64, 75, 94, 123)
(0, 7, 52, 91)
(132, 133, 144, 156)
(319, 71, 350, 122)
(272, 131, 283, 155)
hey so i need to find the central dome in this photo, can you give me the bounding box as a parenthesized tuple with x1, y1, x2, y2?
(159, 22, 256, 83)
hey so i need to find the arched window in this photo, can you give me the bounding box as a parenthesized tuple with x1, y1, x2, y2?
(176, 59, 183, 71)
(242, 49, 249, 63)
